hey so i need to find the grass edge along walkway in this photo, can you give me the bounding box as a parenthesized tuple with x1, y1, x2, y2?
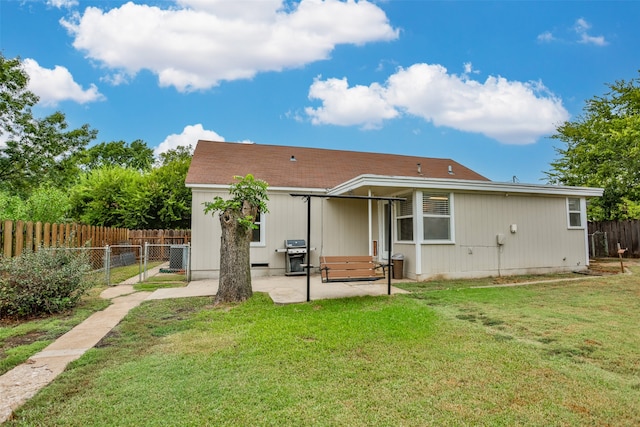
(0, 290, 151, 423)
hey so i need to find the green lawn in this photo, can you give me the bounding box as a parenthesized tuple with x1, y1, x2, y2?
(7, 264, 640, 426)
(0, 262, 181, 375)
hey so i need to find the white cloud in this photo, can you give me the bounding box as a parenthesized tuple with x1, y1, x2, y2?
(22, 58, 104, 106)
(462, 62, 480, 76)
(47, 0, 78, 8)
(536, 31, 555, 43)
(61, 0, 399, 92)
(306, 77, 399, 129)
(155, 124, 225, 157)
(574, 18, 607, 46)
(305, 63, 569, 145)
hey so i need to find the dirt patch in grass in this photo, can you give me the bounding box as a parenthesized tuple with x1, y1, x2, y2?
(0, 330, 48, 359)
(587, 259, 628, 275)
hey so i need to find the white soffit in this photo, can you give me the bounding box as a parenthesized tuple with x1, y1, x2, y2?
(328, 175, 604, 198)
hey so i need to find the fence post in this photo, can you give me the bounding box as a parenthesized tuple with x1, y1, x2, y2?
(105, 245, 111, 286)
(138, 245, 143, 283)
(186, 242, 191, 282)
(144, 242, 149, 281)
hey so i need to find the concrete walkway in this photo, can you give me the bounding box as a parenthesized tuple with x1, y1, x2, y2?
(0, 273, 407, 422)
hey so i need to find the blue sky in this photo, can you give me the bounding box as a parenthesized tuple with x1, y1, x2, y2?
(1, 0, 638, 184)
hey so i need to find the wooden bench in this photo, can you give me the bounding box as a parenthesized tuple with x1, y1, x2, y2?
(320, 256, 386, 283)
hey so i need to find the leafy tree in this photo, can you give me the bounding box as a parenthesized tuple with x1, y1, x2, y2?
(69, 166, 152, 229)
(68, 146, 194, 230)
(147, 146, 193, 229)
(25, 185, 71, 223)
(1, 185, 71, 223)
(157, 144, 192, 166)
(546, 73, 640, 220)
(0, 54, 97, 196)
(74, 139, 154, 172)
(203, 174, 269, 303)
(0, 191, 28, 221)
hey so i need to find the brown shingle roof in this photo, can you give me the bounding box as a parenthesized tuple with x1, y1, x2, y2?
(186, 140, 490, 188)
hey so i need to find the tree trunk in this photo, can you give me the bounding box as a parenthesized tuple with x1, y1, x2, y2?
(216, 200, 256, 303)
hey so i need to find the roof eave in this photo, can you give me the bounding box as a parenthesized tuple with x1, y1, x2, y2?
(328, 174, 605, 197)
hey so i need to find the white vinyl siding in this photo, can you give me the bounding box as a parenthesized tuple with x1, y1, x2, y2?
(419, 193, 588, 280)
(423, 192, 452, 242)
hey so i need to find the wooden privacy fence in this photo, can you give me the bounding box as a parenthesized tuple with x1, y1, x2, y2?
(589, 220, 640, 258)
(128, 229, 191, 246)
(1, 220, 191, 258)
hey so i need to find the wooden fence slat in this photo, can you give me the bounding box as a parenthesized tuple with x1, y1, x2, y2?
(35, 221, 42, 251)
(3, 220, 12, 257)
(589, 220, 640, 258)
(0, 219, 190, 258)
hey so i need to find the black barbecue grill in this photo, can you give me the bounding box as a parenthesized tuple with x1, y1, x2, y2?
(283, 239, 307, 275)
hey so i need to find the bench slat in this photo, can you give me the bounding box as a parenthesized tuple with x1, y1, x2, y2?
(320, 255, 385, 283)
(321, 262, 375, 270)
(321, 256, 373, 263)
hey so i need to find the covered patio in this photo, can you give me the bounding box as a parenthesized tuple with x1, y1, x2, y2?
(148, 274, 410, 304)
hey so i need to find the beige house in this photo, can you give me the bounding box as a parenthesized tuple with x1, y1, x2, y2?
(186, 140, 603, 281)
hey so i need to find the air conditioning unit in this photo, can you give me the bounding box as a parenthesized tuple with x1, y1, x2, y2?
(169, 245, 187, 269)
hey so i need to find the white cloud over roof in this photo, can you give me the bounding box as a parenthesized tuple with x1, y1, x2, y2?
(305, 63, 569, 145)
(22, 58, 104, 106)
(155, 124, 225, 157)
(305, 77, 399, 129)
(61, 0, 399, 92)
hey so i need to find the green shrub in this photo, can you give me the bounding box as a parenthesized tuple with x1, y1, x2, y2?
(0, 249, 95, 319)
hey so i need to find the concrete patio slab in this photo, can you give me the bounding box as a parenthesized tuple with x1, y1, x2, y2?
(147, 274, 409, 303)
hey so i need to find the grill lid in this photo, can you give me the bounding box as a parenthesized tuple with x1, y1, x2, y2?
(285, 239, 306, 248)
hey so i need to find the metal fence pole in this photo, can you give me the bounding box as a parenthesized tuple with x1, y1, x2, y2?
(186, 242, 191, 282)
(105, 245, 111, 286)
(138, 245, 143, 283)
(144, 242, 149, 281)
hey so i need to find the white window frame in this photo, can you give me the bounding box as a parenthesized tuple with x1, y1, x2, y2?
(395, 193, 414, 243)
(422, 191, 455, 244)
(567, 197, 585, 229)
(250, 211, 266, 247)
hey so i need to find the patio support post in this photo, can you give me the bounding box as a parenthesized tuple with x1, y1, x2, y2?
(306, 195, 311, 302)
(387, 202, 392, 295)
(290, 193, 405, 301)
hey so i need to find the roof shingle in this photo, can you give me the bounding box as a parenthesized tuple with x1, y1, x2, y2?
(186, 140, 490, 188)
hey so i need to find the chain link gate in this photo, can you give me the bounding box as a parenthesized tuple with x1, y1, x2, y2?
(50, 245, 142, 286)
(106, 245, 143, 285)
(589, 231, 608, 258)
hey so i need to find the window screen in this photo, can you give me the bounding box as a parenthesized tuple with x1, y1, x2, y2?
(423, 192, 451, 241)
(567, 198, 582, 228)
(396, 197, 413, 241)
